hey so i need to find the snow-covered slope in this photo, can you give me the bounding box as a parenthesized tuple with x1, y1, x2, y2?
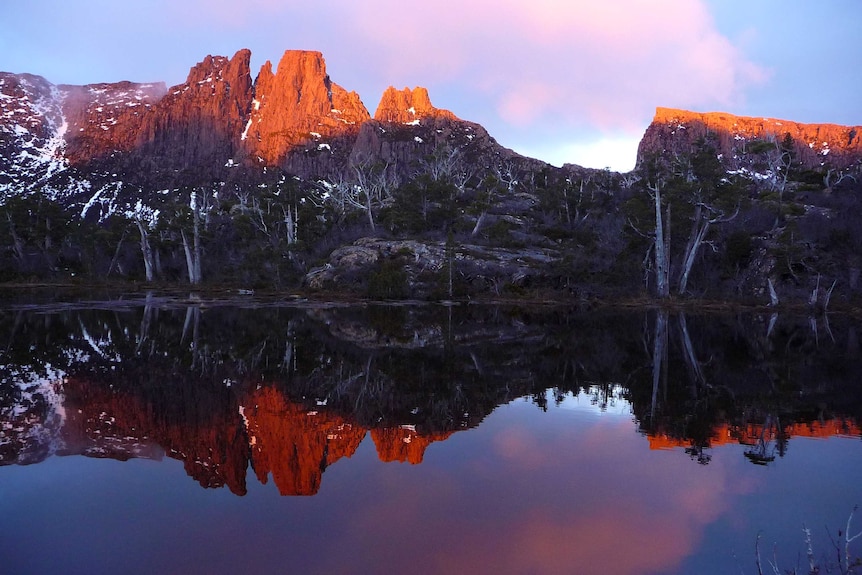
(0, 73, 68, 198)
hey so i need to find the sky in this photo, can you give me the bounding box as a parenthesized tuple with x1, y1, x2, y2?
(1, 0, 860, 172)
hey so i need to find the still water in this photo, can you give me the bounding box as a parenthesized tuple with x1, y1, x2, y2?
(0, 299, 860, 574)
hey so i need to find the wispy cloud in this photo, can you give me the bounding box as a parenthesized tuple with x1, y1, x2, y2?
(165, 0, 766, 130)
(325, 0, 768, 130)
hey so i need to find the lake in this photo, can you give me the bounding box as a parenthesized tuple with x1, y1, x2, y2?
(1, 298, 860, 574)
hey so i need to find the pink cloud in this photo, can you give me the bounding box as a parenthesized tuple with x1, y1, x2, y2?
(330, 409, 749, 575)
(146, 0, 766, 135)
(324, 0, 766, 130)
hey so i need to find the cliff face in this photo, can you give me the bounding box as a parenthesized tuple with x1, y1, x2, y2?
(647, 419, 862, 451)
(371, 426, 455, 464)
(638, 107, 862, 170)
(61, 375, 251, 495)
(7, 373, 465, 496)
(6, 53, 862, 196)
(60, 81, 167, 165)
(243, 50, 369, 167)
(133, 49, 254, 173)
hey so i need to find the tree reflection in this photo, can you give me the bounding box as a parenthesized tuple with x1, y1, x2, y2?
(1, 300, 860, 494)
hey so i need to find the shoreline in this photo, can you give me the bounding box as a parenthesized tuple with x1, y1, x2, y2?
(2, 281, 860, 317)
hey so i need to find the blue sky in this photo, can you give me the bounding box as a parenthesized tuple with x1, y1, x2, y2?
(1, 0, 859, 172)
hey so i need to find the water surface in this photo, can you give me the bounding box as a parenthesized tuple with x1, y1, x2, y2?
(1, 301, 860, 574)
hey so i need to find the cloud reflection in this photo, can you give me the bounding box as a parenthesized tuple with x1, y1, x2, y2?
(331, 395, 751, 575)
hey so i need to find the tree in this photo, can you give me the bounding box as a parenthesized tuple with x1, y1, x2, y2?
(352, 158, 399, 232)
(677, 195, 739, 295)
(134, 216, 156, 282)
(648, 180, 671, 298)
(472, 161, 515, 238)
(635, 139, 741, 298)
(178, 189, 205, 285)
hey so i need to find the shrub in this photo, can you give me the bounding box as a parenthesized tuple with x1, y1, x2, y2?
(366, 259, 409, 299)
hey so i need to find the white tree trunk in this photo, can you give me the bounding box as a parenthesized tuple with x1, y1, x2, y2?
(650, 309, 668, 420)
(135, 218, 155, 282)
(471, 211, 487, 237)
(181, 193, 203, 285)
(652, 183, 670, 298)
(678, 217, 710, 294)
(767, 277, 780, 306)
(192, 203, 202, 284)
(365, 192, 376, 232)
(181, 229, 197, 285)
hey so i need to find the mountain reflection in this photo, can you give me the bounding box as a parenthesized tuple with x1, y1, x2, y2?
(1, 300, 860, 495)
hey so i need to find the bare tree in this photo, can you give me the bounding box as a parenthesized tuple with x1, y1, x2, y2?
(338, 158, 399, 232)
(420, 145, 463, 182)
(677, 195, 739, 294)
(181, 189, 203, 285)
(763, 133, 793, 201)
(472, 161, 516, 237)
(824, 167, 857, 190)
(134, 216, 155, 282)
(648, 180, 671, 298)
(5, 213, 26, 264)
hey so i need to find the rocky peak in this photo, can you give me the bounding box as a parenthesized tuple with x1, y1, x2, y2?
(638, 106, 862, 171)
(244, 50, 370, 166)
(131, 49, 254, 173)
(186, 49, 251, 85)
(373, 86, 456, 124)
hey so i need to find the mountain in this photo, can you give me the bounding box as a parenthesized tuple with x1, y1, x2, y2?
(2, 49, 862, 304)
(1, 49, 533, 216)
(638, 106, 862, 172)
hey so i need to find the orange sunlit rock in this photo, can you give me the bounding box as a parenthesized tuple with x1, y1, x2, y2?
(647, 418, 860, 451)
(371, 426, 455, 464)
(61, 376, 250, 495)
(241, 386, 366, 495)
(640, 106, 862, 170)
(61, 81, 166, 164)
(373, 86, 456, 124)
(244, 50, 369, 165)
(134, 49, 254, 169)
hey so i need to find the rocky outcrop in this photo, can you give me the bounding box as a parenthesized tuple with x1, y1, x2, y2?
(3, 367, 469, 495)
(638, 106, 862, 171)
(61, 374, 251, 495)
(240, 50, 371, 179)
(350, 86, 507, 173)
(373, 86, 455, 124)
(60, 81, 166, 164)
(1, 47, 542, 200)
(133, 49, 254, 174)
(305, 237, 560, 298)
